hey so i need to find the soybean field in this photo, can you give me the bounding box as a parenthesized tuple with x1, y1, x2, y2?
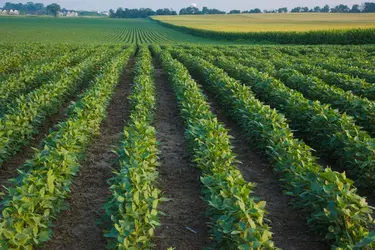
(0, 15, 375, 250)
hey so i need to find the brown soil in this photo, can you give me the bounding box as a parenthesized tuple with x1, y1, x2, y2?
(0, 84, 89, 192)
(188, 76, 328, 249)
(39, 58, 134, 250)
(153, 60, 211, 250)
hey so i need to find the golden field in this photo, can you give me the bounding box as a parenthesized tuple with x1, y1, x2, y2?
(152, 13, 375, 32)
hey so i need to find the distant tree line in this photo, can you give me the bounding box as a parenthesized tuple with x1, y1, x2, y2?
(109, 2, 375, 18)
(109, 8, 177, 18)
(262, 2, 375, 14)
(4, 1, 375, 19)
(1, 2, 109, 17)
(2, 2, 46, 15)
(1, 2, 70, 16)
(179, 6, 226, 15)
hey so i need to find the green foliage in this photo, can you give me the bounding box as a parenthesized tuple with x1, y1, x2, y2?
(170, 48, 375, 249)
(0, 43, 65, 75)
(215, 47, 375, 138)
(153, 45, 276, 249)
(185, 46, 375, 189)
(0, 45, 122, 168)
(101, 46, 162, 249)
(0, 46, 135, 249)
(46, 3, 61, 17)
(0, 45, 95, 112)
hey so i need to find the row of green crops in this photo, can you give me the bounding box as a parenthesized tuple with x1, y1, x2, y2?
(0, 46, 122, 168)
(169, 47, 375, 249)
(234, 45, 375, 70)
(269, 55, 375, 100)
(0, 43, 73, 74)
(231, 45, 375, 83)
(217, 46, 375, 100)
(152, 45, 276, 249)
(182, 46, 375, 190)
(278, 47, 375, 74)
(212, 48, 375, 138)
(153, 19, 375, 45)
(0, 46, 135, 249)
(101, 46, 163, 249)
(0, 46, 95, 112)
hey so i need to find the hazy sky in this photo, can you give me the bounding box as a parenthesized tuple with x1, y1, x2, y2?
(0, 0, 364, 12)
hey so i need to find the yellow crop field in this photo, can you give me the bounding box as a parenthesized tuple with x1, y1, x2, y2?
(153, 13, 375, 32)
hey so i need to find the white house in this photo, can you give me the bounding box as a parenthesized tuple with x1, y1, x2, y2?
(66, 11, 78, 17)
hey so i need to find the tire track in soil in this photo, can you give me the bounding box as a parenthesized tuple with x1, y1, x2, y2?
(39, 58, 135, 250)
(0, 84, 91, 193)
(153, 60, 211, 250)
(197, 85, 329, 250)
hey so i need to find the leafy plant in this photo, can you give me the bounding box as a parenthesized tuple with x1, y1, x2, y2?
(153, 45, 276, 249)
(101, 46, 163, 249)
(0, 45, 123, 168)
(0, 46, 136, 249)
(170, 48, 375, 249)
(183, 47, 375, 189)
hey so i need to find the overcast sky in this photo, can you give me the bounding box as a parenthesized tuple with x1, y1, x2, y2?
(0, 0, 364, 12)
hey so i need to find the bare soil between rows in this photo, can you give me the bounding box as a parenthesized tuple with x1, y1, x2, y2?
(40, 58, 135, 250)
(153, 59, 211, 250)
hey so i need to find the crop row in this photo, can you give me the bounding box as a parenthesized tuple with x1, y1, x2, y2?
(213, 47, 375, 137)
(170, 47, 375, 249)
(153, 45, 276, 249)
(0, 46, 122, 168)
(101, 46, 162, 249)
(0, 47, 95, 111)
(0, 46, 135, 248)
(183, 46, 375, 189)
(219, 46, 375, 100)
(0, 44, 75, 75)
(226, 45, 374, 71)
(228, 45, 375, 83)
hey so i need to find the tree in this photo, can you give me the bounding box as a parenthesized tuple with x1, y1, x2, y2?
(251, 8, 262, 13)
(179, 6, 200, 15)
(350, 4, 361, 13)
(202, 6, 209, 14)
(321, 5, 330, 12)
(302, 7, 309, 12)
(313, 6, 321, 12)
(115, 7, 124, 18)
(331, 4, 350, 13)
(363, 2, 375, 12)
(34, 3, 45, 14)
(278, 7, 288, 13)
(291, 7, 302, 12)
(47, 3, 60, 17)
(109, 9, 115, 18)
(229, 9, 241, 14)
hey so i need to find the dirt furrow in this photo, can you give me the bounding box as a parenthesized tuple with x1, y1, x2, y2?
(40, 58, 135, 250)
(153, 60, 211, 250)
(196, 84, 329, 250)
